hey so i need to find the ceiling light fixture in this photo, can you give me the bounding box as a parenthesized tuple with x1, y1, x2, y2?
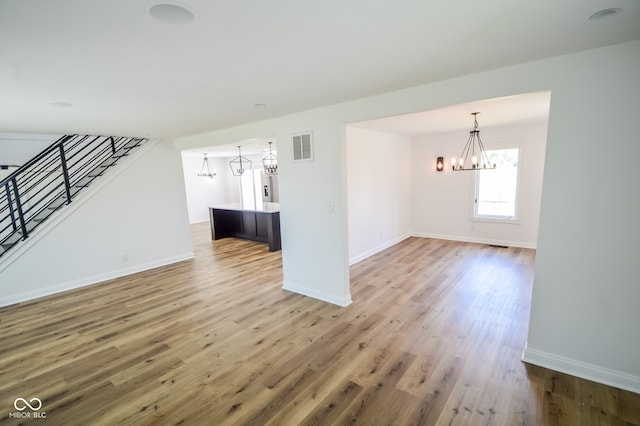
(262, 142, 278, 175)
(197, 153, 216, 178)
(589, 8, 622, 21)
(229, 146, 252, 176)
(148, 3, 196, 24)
(451, 112, 496, 171)
(45, 101, 73, 108)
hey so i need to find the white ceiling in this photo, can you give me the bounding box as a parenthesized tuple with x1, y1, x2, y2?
(1, 1, 639, 140)
(349, 91, 552, 136)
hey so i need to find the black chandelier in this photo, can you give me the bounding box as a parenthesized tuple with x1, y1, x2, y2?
(451, 112, 496, 171)
(196, 153, 216, 178)
(229, 146, 252, 176)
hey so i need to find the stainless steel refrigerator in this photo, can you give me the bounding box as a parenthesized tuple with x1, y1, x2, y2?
(260, 171, 279, 203)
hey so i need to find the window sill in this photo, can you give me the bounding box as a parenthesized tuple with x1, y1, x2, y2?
(469, 216, 520, 225)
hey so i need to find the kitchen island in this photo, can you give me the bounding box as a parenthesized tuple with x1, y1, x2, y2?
(208, 203, 281, 252)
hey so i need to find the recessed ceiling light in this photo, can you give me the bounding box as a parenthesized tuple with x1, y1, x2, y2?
(45, 101, 73, 108)
(589, 8, 622, 21)
(148, 3, 196, 24)
(254, 103, 267, 108)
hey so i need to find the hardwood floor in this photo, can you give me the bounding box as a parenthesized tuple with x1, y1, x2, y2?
(1, 222, 638, 425)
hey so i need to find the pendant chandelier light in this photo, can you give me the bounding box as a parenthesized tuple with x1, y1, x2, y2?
(262, 141, 278, 175)
(451, 112, 496, 171)
(229, 146, 252, 176)
(197, 153, 216, 178)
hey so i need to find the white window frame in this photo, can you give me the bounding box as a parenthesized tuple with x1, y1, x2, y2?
(470, 145, 522, 224)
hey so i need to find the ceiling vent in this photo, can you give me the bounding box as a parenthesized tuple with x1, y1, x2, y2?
(292, 132, 313, 162)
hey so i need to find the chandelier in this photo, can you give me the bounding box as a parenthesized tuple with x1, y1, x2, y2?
(451, 112, 496, 171)
(229, 146, 252, 176)
(196, 153, 216, 178)
(262, 141, 278, 175)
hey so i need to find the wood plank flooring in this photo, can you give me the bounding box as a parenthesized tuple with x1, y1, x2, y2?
(1, 222, 639, 425)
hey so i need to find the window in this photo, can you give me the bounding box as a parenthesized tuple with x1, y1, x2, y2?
(474, 148, 519, 219)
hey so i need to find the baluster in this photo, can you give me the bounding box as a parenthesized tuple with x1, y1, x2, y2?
(59, 144, 73, 204)
(5, 181, 17, 231)
(11, 177, 28, 240)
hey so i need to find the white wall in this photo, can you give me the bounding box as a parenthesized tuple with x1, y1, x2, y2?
(412, 120, 548, 248)
(181, 152, 238, 223)
(176, 40, 640, 392)
(524, 43, 640, 392)
(0, 140, 194, 306)
(346, 126, 412, 264)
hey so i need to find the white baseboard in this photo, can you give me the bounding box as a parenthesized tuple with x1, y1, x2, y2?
(348, 232, 534, 266)
(349, 233, 411, 265)
(411, 232, 537, 249)
(522, 347, 640, 394)
(0, 251, 194, 308)
(282, 280, 352, 307)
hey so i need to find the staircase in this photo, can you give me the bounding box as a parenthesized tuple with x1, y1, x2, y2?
(0, 134, 147, 258)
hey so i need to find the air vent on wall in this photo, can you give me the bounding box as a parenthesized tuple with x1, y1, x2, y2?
(292, 132, 313, 162)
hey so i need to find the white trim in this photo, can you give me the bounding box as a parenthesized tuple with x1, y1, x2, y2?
(522, 347, 640, 394)
(349, 233, 411, 265)
(0, 251, 195, 308)
(411, 232, 537, 249)
(469, 216, 521, 225)
(282, 280, 352, 307)
(0, 139, 161, 273)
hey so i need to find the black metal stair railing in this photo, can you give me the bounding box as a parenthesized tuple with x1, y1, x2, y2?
(0, 135, 146, 258)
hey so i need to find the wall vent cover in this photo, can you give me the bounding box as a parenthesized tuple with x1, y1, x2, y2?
(292, 132, 313, 162)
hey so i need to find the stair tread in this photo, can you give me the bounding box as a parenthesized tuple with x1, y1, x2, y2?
(73, 176, 95, 187)
(3, 232, 23, 245)
(99, 158, 118, 167)
(112, 148, 129, 158)
(33, 208, 55, 220)
(47, 198, 67, 210)
(122, 140, 142, 149)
